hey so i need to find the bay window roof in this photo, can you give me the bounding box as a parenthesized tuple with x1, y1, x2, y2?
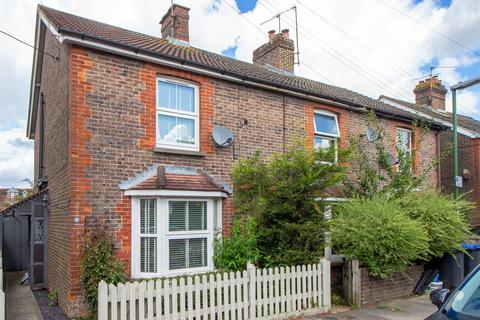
(119, 165, 232, 194)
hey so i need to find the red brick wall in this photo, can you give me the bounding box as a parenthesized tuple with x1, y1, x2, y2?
(440, 131, 480, 227)
(360, 264, 424, 305)
(38, 41, 439, 316)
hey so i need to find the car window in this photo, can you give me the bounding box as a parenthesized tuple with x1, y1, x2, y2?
(447, 268, 480, 318)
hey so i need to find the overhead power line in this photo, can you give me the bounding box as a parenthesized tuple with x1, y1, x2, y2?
(220, 0, 335, 84)
(0, 30, 59, 61)
(375, 0, 480, 57)
(295, 0, 417, 79)
(259, 0, 414, 101)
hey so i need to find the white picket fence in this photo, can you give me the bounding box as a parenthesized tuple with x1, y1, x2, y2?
(98, 259, 331, 320)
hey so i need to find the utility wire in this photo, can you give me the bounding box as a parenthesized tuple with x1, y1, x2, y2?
(295, 0, 417, 79)
(259, 0, 413, 101)
(375, 0, 480, 57)
(260, 0, 413, 99)
(0, 30, 59, 61)
(221, 0, 265, 35)
(221, 0, 335, 85)
(263, 0, 414, 99)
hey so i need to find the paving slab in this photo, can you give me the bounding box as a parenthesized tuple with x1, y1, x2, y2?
(5, 271, 43, 320)
(306, 295, 437, 320)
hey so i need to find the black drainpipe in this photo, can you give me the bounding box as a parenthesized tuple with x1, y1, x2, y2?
(38, 93, 45, 181)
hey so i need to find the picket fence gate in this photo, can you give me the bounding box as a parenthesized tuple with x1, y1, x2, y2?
(98, 259, 331, 320)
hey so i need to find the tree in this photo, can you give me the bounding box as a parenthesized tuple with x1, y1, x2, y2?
(231, 142, 348, 266)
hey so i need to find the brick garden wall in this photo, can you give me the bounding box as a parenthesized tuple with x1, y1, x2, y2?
(37, 37, 440, 316)
(360, 264, 424, 305)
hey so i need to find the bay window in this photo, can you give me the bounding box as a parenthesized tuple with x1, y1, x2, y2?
(132, 197, 218, 278)
(156, 78, 199, 151)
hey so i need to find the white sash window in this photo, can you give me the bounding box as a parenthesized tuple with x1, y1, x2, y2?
(314, 110, 340, 162)
(156, 77, 199, 151)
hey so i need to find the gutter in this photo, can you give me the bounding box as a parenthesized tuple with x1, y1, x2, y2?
(56, 27, 446, 130)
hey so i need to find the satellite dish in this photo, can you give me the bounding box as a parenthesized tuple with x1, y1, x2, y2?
(212, 126, 234, 147)
(386, 153, 398, 166)
(366, 127, 378, 142)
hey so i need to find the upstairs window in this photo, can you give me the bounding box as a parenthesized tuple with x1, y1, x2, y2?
(396, 128, 412, 158)
(314, 110, 340, 161)
(156, 78, 199, 151)
(396, 128, 412, 172)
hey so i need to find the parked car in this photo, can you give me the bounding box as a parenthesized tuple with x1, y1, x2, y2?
(426, 264, 480, 319)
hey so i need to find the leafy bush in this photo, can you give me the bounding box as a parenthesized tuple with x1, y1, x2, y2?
(400, 190, 473, 258)
(213, 216, 259, 271)
(232, 142, 348, 266)
(330, 197, 429, 278)
(80, 224, 125, 315)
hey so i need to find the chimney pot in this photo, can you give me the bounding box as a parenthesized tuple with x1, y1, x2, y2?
(268, 30, 276, 42)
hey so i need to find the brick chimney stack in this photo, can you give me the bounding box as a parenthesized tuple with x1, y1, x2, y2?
(160, 4, 190, 44)
(413, 76, 448, 110)
(253, 29, 295, 74)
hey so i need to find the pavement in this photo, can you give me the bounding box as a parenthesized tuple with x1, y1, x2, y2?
(5, 271, 43, 320)
(306, 295, 437, 320)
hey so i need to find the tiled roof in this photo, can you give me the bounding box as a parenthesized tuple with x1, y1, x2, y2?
(132, 173, 224, 192)
(0, 189, 47, 215)
(380, 95, 480, 134)
(38, 5, 444, 127)
(121, 165, 231, 194)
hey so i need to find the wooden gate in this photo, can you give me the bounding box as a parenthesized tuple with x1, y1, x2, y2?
(2, 216, 29, 271)
(1, 191, 48, 289)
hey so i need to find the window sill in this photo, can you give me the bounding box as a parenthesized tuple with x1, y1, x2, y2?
(153, 147, 206, 157)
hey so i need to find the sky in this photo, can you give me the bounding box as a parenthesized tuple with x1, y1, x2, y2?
(0, 0, 479, 188)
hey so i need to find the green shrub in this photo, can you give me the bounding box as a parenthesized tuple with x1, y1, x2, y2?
(80, 224, 125, 315)
(232, 142, 348, 266)
(213, 216, 259, 271)
(330, 197, 429, 278)
(400, 190, 473, 258)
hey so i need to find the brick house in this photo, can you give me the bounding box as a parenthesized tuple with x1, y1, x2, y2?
(7, 4, 446, 316)
(380, 76, 480, 229)
(0, 188, 30, 210)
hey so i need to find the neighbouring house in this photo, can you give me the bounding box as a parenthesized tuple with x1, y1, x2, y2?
(0, 187, 30, 210)
(0, 4, 446, 316)
(380, 76, 480, 230)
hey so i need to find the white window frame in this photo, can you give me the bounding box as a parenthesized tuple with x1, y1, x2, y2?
(131, 196, 222, 278)
(313, 109, 340, 162)
(396, 127, 412, 157)
(156, 76, 200, 152)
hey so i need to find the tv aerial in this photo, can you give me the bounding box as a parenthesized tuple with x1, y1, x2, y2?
(260, 6, 300, 66)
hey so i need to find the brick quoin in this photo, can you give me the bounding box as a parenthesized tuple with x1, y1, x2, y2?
(67, 45, 94, 315)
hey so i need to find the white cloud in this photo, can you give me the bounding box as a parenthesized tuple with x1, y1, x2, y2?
(0, 0, 479, 187)
(0, 126, 34, 188)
